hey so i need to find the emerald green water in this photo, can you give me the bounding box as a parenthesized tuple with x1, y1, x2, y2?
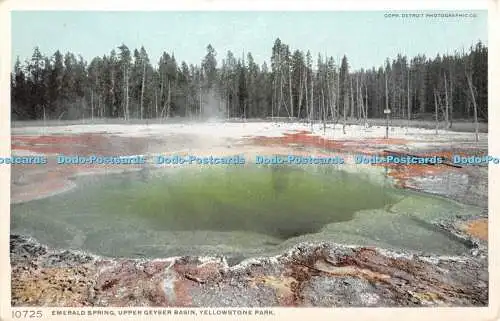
(11, 165, 479, 258)
(105, 166, 397, 239)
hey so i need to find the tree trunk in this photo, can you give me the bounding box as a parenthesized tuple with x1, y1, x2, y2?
(343, 96, 347, 134)
(140, 60, 146, 120)
(329, 70, 335, 124)
(310, 73, 314, 130)
(90, 89, 94, 120)
(126, 69, 130, 120)
(273, 59, 278, 119)
(359, 78, 365, 124)
(466, 73, 479, 142)
(297, 67, 304, 119)
(227, 90, 230, 119)
(278, 53, 282, 118)
(385, 74, 389, 138)
(159, 77, 164, 118)
(279, 71, 291, 117)
(166, 79, 172, 119)
(332, 71, 337, 124)
(199, 75, 202, 118)
(98, 95, 102, 118)
(122, 68, 127, 119)
(350, 76, 354, 119)
(356, 75, 360, 121)
(364, 84, 368, 125)
(391, 76, 396, 121)
(155, 88, 158, 118)
(407, 70, 411, 130)
(444, 73, 449, 129)
(110, 68, 116, 117)
(385, 74, 389, 111)
(289, 63, 293, 118)
(434, 90, 439, 135)
(322, 87, 326, 134)
(335, 71, 340, 123)
(449, 76, 454, 128)
(305, 69, 309, 123)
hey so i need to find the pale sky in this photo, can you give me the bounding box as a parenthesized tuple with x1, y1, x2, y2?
(11, 10, 487, 70)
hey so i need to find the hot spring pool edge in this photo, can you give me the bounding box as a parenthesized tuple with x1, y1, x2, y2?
(11, 164, 483, 259)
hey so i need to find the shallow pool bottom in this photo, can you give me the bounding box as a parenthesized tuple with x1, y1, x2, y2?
(11, 165, 480, 259)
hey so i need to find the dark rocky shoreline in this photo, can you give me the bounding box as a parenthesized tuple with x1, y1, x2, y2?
(10, 215, 488, 307)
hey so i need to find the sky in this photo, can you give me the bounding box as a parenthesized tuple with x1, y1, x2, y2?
(11, 10, 487, 71)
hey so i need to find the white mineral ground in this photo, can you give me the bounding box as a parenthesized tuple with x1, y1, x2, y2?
(11, 121, 488, 142)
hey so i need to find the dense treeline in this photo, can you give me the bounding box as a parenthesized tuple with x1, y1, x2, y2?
(11, 38, 487, 127)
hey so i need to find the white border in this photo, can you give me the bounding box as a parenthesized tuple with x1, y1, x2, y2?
(0, 1, 497, 321)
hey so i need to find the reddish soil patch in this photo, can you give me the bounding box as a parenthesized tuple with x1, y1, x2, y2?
(11, 134, 150, 156)
(11, 134, 151, 203)
(250, 131, 409, 152)
(249, 131, 483, 188)
(375, 150, 485, 188)
(11, 161, 145, 203)
(461, 219, 488, 241)
(373, 162, 453, 188)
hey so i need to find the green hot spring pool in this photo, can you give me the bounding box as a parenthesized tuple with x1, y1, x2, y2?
(10, 165, 480, 259)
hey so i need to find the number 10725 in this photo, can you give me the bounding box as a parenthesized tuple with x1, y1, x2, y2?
(12, 310, 43, 319)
